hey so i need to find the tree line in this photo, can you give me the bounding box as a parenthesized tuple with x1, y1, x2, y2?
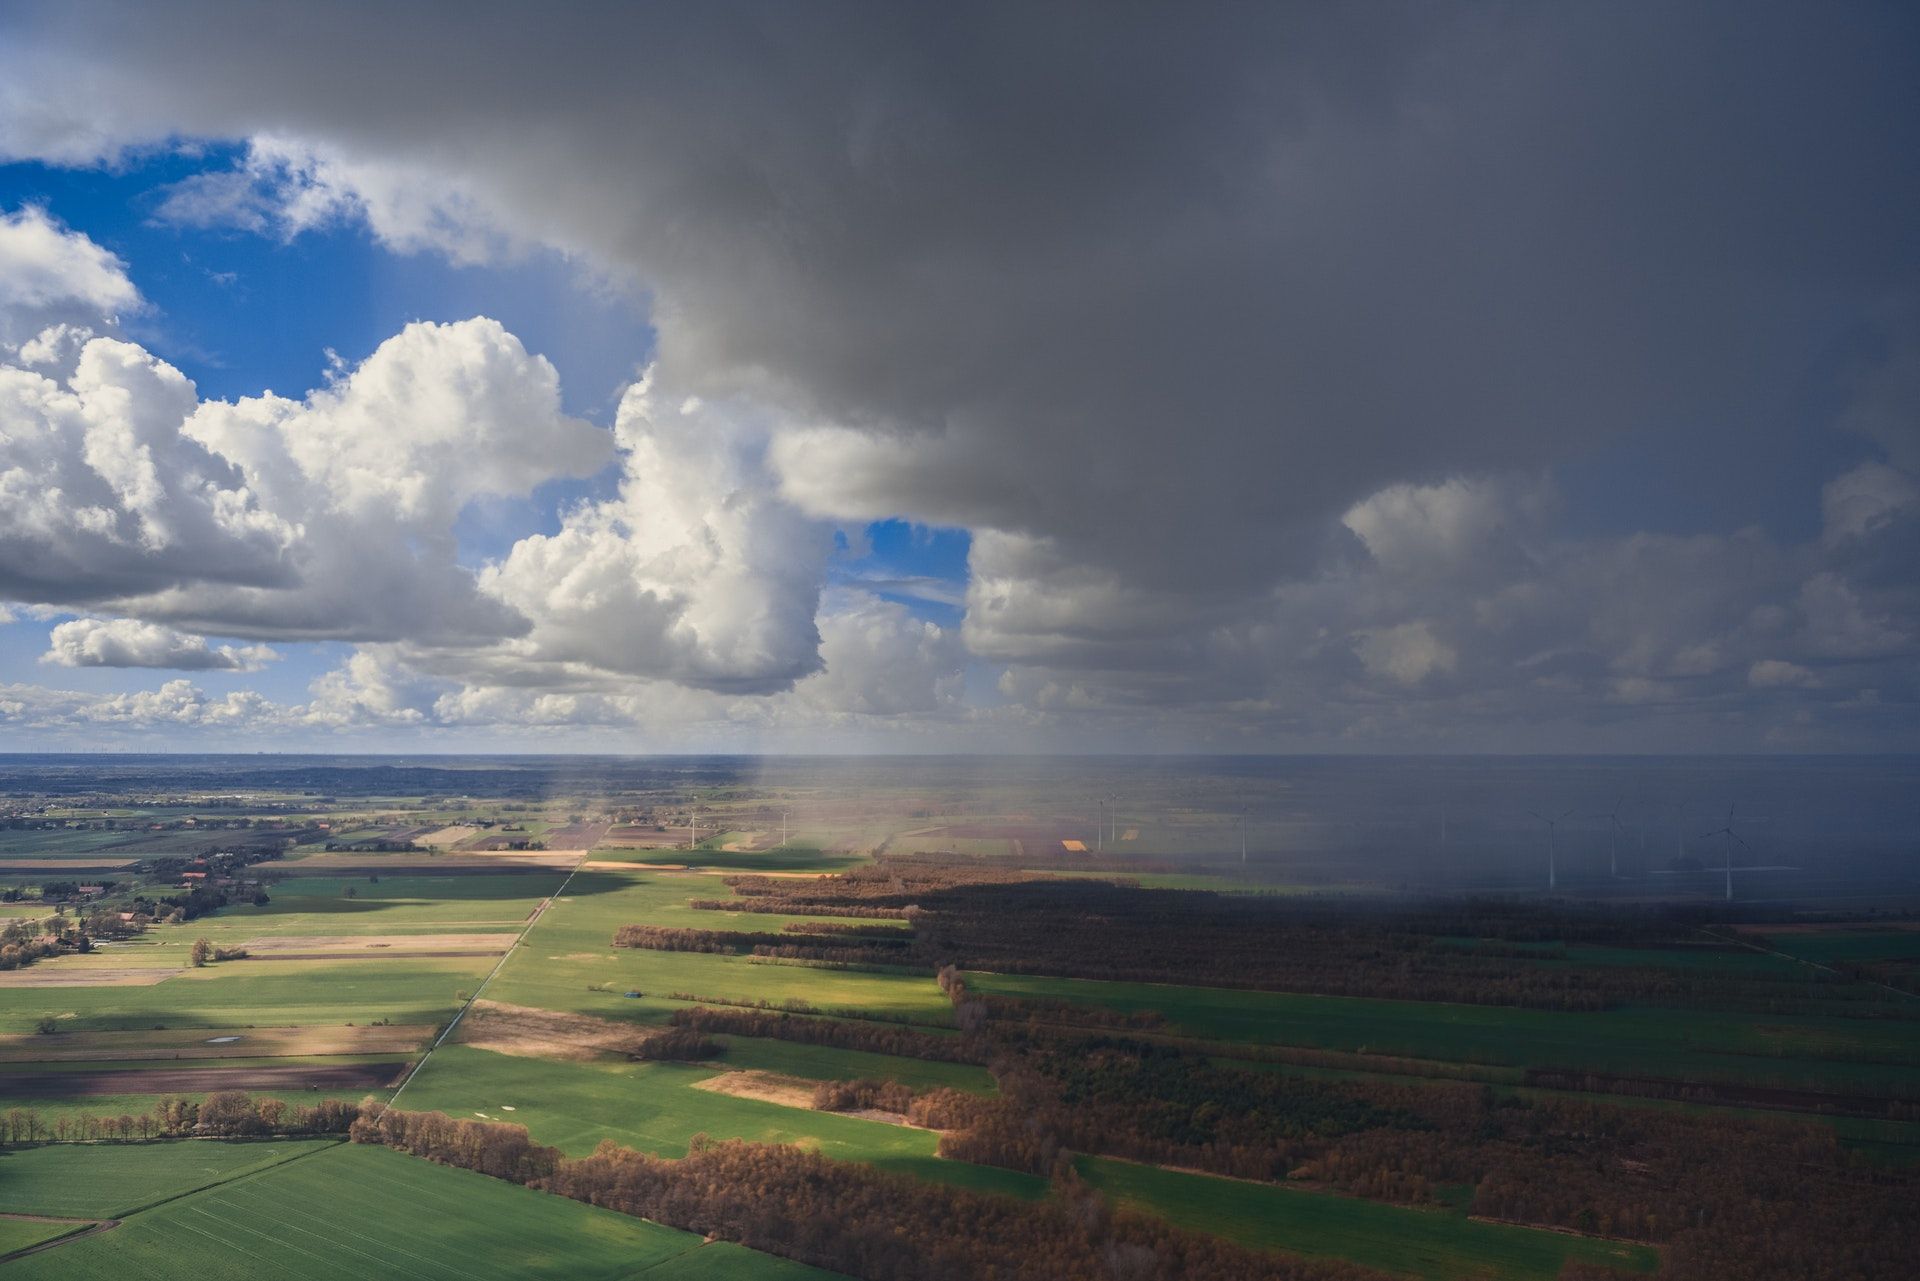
(0, 1091, 359, 1145)
(351, 1104, 1383, 1281)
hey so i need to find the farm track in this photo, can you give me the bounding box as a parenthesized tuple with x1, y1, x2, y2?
(0, 1215, 117, 1262)
(0, 1138, 345, 1262)
(1705, 926, 1920, 1002)
(387, 850, 592, 1105)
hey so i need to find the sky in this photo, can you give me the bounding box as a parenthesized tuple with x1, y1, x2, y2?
(0, 0, 1914, 754)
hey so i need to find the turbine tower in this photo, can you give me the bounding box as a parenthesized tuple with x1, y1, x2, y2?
(1528, 808, 1574, 890)
(1606, 797, 1623, 878)
(1701, 803, 1745, 902)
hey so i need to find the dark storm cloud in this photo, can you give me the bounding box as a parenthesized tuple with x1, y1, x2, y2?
(0, 0, 1915, 746)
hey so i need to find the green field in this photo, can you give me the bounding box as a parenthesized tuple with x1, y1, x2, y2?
(0, 1138, 329, 1217)
(1765, 931, 1920, 965)
(969, 972, 1920, 1095)
(399, 1044, 1041, 1200)
(0, 1217, 89, 1255)
(0, 956, 488, 1035)
(711, 1034, 993, 1094)
(1080, 1157, 1657, 1280)
(595, 845, 868, 873)
(481, 872, 951, 1027)
(1, 1141, 844, 1279)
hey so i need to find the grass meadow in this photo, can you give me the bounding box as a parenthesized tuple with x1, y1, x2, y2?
(0, 1137, 329, 1218)
(1, 1141, 845, 1279)
(398, 1044, 1042, 1200)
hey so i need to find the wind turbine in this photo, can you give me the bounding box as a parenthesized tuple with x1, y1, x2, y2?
(1239, 805, 1248, 865)
(780, 808, 788, 847)
(1701, 803, 1745, 902)
(1528, 808, 1574, 890)
(1606, 797, 1624, 878)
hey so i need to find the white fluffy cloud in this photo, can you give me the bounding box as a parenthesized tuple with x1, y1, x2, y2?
(474, 373, 831, 693)
(43, 617, 276, 670)
(0, 205, 139, 346)
(0, 335, 299, 603)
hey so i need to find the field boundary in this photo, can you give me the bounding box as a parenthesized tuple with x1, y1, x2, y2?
(387, 850, 593, 1107)
(0, 1214, 116, 1263)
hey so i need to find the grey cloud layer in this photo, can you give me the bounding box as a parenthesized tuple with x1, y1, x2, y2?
(0, 2, 1914, 747)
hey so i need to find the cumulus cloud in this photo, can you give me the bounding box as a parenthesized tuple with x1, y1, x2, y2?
(0, 677, 275, 731)
(43, 617, 277, 670)
(0, 4, 1915, 748)
(794, 593, 963, 717)
(0, 205, 139, 347)
(0, 335, 300, 603)
(0, 316, 613, 644)
(473, 372, 831, 693)
(1356, 621, 1457, 687)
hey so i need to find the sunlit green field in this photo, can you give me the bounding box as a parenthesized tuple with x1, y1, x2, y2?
(398, 1044, 1041, 1200)
(1, 1141, 845, 1280)
(0, 1138, 328, 1218)
(483, 871, 951, 1027)
(0, 956, 488, 1035)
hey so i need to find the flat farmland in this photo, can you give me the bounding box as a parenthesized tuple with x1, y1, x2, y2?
(592, 845, 868, 873)
(1078, 1157, 1657, 1281)
(565, 870, 914, 935)
(0, 956, 489, 1035)
(0, 1138, 329, 1218)
(236, 932, 518, 959)
(0, 828, 137, 854)
(1757, 929, 1920, 965)
(968, 972, 1920, 1096)
(481, 871, 951, 1027)
(194, 873, 567, 943)
(397, 1044, 1041, 1200)
(1, 1141, 846, 1280)
(0, 1060, 403, 1097)
(710, 1034, 993, 1094)
(0, 1217, 85, 1256)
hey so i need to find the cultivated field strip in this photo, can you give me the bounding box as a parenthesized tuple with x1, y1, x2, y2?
(0, 1143, 844, 1280)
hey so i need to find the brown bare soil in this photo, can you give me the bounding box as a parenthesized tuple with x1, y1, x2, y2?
(0, 965, 183, 988)
(285, 852, 581, 872)
(238, 932, 518, 959)
(0, 1061, 404, 1097)
(598, 828, 686, 849)
(688, 1069, 820, 1110)
(454, 1000, 657, 1062)
(0, 1023, 433, 1064)
(0, 858, 137, 871)
(546, 822, 610, 848)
